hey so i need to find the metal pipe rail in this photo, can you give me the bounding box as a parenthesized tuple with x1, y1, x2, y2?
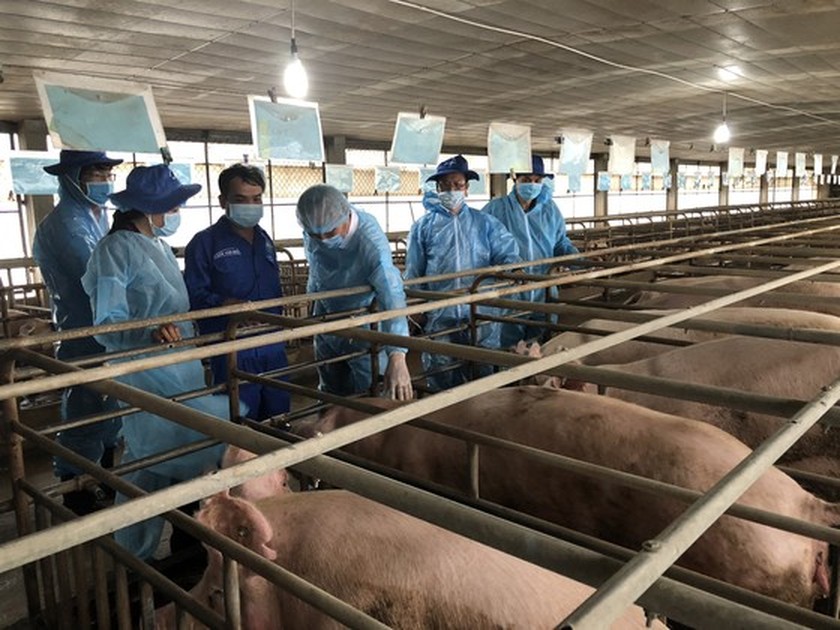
(559, 374, 840, 630)
(4, 210, 840, 360)
(260, 422, 840, 630)
(13, 425, 390, 630)
(268, 389, 840, 547)
(4, 411, 819, 630)
(19, 481, 227, 630)
(3, 252, 839, 404)
(255, 310, 840, 429)
(7, 281, 839, 570)
(2, 347, 836, 628)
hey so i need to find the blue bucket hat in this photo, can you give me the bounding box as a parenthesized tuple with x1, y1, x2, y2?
(43, 150, 123, 175)
(513, 155, 554, 179)
(109, 164, 202, 214)
(426, 154, 479, 182)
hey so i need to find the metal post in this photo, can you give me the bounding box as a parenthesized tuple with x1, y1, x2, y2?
(223, 557, 242, 630)
(0, 355, 40, 618)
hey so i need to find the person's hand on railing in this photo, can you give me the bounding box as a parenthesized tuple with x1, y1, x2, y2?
(152, 323, 182, 344)
(383, 352, 413, 400)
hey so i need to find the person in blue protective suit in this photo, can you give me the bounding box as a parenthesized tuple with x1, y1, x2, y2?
(404, 155, 520, 392)
(297, 184, 413, 400)
(483, 155, 580, 348)
(81, 164, 243, 559)
(184, 163, 290, 420)
(33, 150, 124, 515)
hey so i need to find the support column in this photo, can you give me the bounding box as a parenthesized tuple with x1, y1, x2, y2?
(758, 173, 769, 204)
(665, 159, 679, 214)
(816, 166, 830, 200)
(489, 173, 507, 199)
(324, 135, 347, 165)
(791, 175, 801, 202)
(593, 153, 608, 220)
(718, 162, 729, 207)
(17, 119, 53, 255)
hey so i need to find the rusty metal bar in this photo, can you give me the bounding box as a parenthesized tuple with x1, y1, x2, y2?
(93, 546, 111, 630)
(5, 214, 840, 363)
(468, 443, 480, 499)
(223, 557, 242, 630)
(35, 505, 58, 627)
(71, 544, 91, 629)
(0, 355, 40, 619)
(20, 481, 226, 629)
(115, 564, 131, 630)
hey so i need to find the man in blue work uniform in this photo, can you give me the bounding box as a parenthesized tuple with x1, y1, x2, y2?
(33, 150, 124, 515)
(483, 155, 580, 348)
(184, 163, 290, 420)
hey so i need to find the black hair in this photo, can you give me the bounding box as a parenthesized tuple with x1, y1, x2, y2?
(108, 209, 145, 235)
(218, 163, 266, 198)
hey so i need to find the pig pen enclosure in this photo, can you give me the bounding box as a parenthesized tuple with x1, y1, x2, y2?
(3, 200, 840, 628)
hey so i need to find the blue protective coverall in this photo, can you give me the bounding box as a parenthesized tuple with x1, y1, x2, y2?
(184, 217, 290, 420)
(32, 179, 121, 478)
(82, 230, 240, 559)
(404, 191, 520, 391)
(483, 184, 580, 347)
(305, 209, 409, 396)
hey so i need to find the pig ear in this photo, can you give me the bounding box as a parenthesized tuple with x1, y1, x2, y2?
(527, 342, 542, 358)
(233, 502, 278, 563)
(514, 340, 528, 355)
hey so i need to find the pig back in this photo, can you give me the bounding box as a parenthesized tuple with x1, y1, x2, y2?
(249, 490, 658, 629)
(304, 387, 832, 606)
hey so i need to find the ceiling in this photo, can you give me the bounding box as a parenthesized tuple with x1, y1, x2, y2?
(2, 0, 840, 163)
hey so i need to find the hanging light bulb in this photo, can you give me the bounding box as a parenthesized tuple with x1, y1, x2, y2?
(283, 0, 308, 99)
(713, 121, 731, 144)
(713, 91, 730, 144)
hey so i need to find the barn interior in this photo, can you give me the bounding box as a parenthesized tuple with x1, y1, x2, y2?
(3, 1, 840, 628)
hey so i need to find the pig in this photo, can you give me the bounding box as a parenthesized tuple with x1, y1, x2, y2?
(296, 387, 839, 608)
(220, 445, 290, 502)
(629, 275, 840, 317)
(533, 335, 840, 489)
(2, 308, 54, 354)
(155, 490, 661, 629)
(543, 307, 840, 366)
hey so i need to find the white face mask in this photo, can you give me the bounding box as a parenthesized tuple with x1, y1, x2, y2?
(438, 191, 465, 212)
(228, 203, 264, 228)
(151, 212, 181, 237)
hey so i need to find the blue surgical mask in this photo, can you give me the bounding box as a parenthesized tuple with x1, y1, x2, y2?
(85, 181, 113, 206)
(516, 182, 543, 201)
(319, 234, 344, 249)
(152, 212, 181, 238)
(228, 203, 264, 228)
(438, 191, 465, 212)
